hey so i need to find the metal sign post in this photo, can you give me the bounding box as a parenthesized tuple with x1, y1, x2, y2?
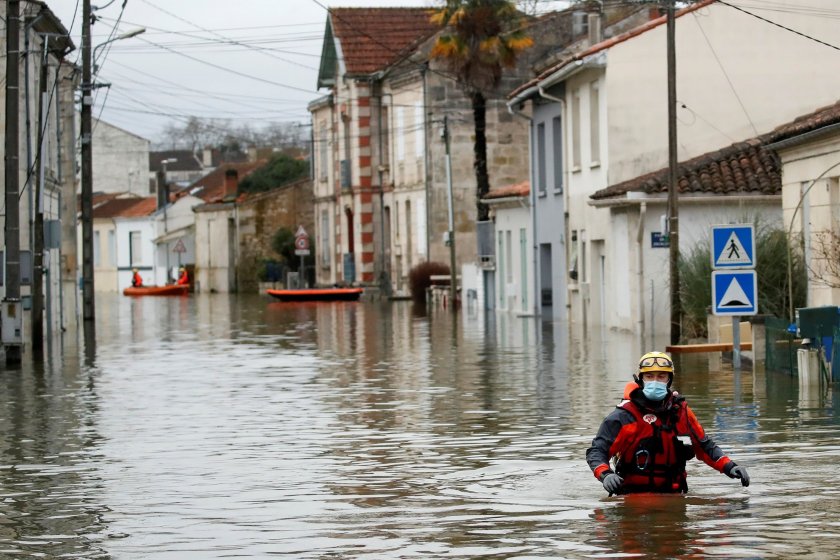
(294, 225, 310, 289)
(711, 225, 757, 370)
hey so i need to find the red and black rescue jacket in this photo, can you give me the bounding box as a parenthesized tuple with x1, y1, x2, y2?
(586, 382, 732, 494)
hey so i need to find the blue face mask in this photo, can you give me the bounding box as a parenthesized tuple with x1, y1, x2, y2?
(643, 380, 668, 401)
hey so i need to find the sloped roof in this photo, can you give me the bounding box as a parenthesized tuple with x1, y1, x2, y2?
(767, 99, 840, 146)
(92, 197, 157, 219)
(592, 139, 780, 201)
(149, 150, 203, 172)
(508, 0, 713, 100)
(321, 7, 437, 81)
(593, 99, 840, 202)
(484, 180, 530, 200)
(188, 161, 266, 202)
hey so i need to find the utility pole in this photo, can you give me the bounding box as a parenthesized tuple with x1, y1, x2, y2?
(81, 0, 95, 341)
(443, 116, 456, 312)
(4, 0, 22, 364)
(32, 38, 49, 359)
(667, 0, 681, 345)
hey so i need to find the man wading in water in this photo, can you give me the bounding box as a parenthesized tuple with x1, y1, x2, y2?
(586, 352, 750, 495)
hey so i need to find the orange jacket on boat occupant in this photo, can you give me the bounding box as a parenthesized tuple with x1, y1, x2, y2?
(132, 269, 143, 287)
(177, 268, 189, 285)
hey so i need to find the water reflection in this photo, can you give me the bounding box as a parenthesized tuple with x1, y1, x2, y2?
(0, 294, 838, 557)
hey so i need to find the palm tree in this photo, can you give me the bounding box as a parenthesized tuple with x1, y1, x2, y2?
(430, 0, 533, 221)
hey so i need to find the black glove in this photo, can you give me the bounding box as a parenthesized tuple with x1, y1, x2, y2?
(725, 463, 750, 487)
(601, 472, 624, 494)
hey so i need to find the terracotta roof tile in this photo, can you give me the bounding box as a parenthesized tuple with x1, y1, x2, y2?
(767, 99, 840, 144)
(92, 197, 157, 219)
(330, 7, 438, 75)
(188, 161, 266, 202)
(593, 99, 840, 202)
(592, 139, 781, 201)
(484, 180, 530, 200)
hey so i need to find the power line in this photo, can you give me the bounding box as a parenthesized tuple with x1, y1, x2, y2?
(716, 0, 840, 52)
(690, 11, 757, 136)
(133, 35, 318, 95)
(137, 0, 319, 71)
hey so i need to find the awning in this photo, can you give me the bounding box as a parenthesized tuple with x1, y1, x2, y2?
(154, 224, 194, 244)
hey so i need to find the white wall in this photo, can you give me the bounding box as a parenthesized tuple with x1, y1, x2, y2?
(778, 133, 840, 307)
(493, 201, 534, 315)
(92, 118, 150, 197)
(606, 0, 840, 186)
(114, 216, 157, 290)
(195, 207, 235, 293)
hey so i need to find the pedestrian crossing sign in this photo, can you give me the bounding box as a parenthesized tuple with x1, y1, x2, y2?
(712, 270, 757, 316)
(711, 224, 755, 269)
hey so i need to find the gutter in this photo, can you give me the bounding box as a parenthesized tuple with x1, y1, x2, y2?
(636, 201, 646, 346)
(764, 122, 840, 153)
(588, 194, 780, 208)
(482, 195, 529, 207)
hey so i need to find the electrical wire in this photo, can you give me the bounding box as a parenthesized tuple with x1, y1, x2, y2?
(690, 11, 757, 136)
(716, 0, 840, 52)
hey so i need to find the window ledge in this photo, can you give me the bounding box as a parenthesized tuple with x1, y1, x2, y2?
(553, 188, 563, 196)
(571, 165, 581, 173)
(590, 160, 601, 169)
(538, 189, 547, 198)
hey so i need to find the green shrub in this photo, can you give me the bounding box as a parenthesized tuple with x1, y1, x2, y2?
(679, 219, 807, 338)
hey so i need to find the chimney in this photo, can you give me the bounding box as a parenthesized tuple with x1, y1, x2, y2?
(247, 145, 258, 163)
(202, 147, 213, 167)
(224, 169, 239, 197)
(588, 12, 602, 46)
(156, 169, 168, 209)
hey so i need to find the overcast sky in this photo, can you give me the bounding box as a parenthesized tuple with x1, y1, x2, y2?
(46, 0, 569, 145)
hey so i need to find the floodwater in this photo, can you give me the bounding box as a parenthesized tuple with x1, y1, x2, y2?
(0, 294, 838, 559)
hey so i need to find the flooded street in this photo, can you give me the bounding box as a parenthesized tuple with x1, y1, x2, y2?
(0, 294, 839, 558)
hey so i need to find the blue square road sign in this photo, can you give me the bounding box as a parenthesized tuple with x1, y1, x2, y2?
(711, 224, 755, 269)
(712, 270, 757, 316)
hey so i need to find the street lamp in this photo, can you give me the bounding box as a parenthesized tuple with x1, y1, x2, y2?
(93, 27, 145, 73)
(80, 0, 145, 337)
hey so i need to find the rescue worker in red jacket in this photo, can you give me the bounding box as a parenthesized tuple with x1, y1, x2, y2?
(176, 267, 189, 286)
(586, 351, 750, 494)
(131, 268, 143, 287)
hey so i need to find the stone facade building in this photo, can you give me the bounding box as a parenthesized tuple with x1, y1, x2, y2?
(237, 178, 314, 293)
(310, 6, 584, 295)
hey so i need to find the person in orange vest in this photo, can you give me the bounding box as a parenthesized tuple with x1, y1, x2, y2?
(131, 268, 143, 287)
(176, 266, 189, 286)
(587, 351, 750, 495)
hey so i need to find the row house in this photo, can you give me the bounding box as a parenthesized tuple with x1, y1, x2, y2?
(770, 102, 840, 310)
(191, 161, 266, 294)
(311, 6, 610, 296)
(0, 1, 78, 345)
(90, 196, 157, 291)
(507, 0, 840, 337)
(310, 8, 439, 289)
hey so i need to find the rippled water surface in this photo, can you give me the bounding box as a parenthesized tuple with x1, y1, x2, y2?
(0, 293, 838, 558)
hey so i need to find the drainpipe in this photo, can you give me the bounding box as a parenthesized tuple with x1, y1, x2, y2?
(507, 102, 537, 317)
(537, 84, 572, 315)
(376, 81, 392, 296)
(421, 64, 430, 262)
(636, 201, 647, 347)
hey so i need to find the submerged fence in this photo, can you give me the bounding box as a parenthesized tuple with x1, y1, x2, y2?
(765, 316, 798, 376)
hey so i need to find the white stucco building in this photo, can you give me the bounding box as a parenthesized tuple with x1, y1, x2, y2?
(509, 0, 840, 337)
